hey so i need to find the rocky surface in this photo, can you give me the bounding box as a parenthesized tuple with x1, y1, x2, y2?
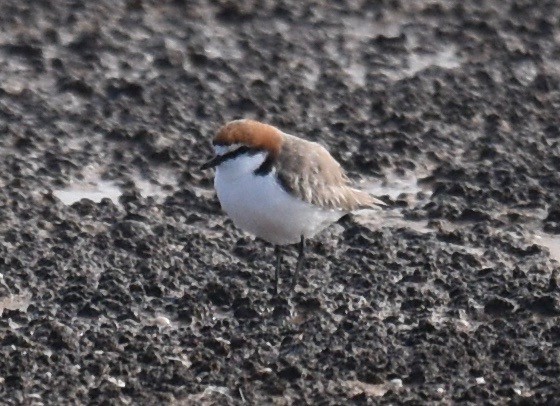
(1, 0, 560, 404)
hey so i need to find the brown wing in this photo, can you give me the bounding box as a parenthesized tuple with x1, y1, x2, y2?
(275, 134, 384, 211)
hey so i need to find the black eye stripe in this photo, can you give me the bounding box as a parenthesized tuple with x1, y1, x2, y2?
(215, 146, 261, 165)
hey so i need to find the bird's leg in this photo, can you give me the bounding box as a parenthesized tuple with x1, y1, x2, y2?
(291, 236, 305, 290)
(274, 245, 282, 295)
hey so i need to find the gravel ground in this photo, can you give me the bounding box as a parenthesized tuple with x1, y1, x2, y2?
(1, 0, 560, 404)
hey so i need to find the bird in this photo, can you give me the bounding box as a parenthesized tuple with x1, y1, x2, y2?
(201, 119, 386, 293)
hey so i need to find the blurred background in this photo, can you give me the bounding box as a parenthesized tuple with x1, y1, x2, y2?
(1, 1, 559, 404)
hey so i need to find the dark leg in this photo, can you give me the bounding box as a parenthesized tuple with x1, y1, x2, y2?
(291, 236, 305, 289)
(274, 245, 282, 295)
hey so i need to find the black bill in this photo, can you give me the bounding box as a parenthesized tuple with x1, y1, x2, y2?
(200, 155, 221, 170)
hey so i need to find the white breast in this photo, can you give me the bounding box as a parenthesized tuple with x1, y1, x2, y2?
(214, 153, 344, 245)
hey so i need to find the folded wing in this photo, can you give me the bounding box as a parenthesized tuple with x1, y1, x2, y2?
(275, 135, 386, 211)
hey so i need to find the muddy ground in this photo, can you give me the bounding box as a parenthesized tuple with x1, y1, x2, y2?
(1, 0, 560, 404)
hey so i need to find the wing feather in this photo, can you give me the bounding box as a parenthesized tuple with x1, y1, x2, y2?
(275, 135, 385, 211)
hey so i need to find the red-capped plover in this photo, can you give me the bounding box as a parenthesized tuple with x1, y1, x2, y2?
(202, 119, 385, 293)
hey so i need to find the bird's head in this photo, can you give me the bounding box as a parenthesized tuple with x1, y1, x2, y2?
(201, 119, 283, 170)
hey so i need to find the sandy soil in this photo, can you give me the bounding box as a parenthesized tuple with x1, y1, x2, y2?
(1, 0, 559, 404)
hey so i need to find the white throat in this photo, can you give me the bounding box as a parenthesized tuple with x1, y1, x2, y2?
(215, 150, 269, 180)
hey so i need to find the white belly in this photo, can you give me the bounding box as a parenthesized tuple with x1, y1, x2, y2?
(215, 168, 344, 245)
